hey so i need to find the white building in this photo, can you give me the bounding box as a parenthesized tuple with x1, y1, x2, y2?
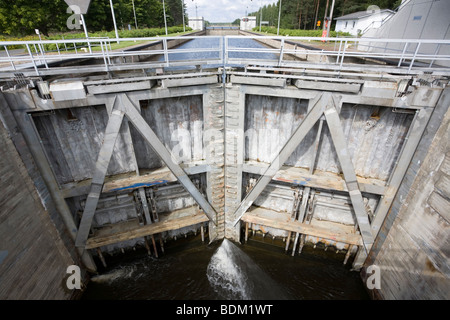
(334, 9, 394, 36)
(189, 17, 204, 31)
(240, 16, 256, 31)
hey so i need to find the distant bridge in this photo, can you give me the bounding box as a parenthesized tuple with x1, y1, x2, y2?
(206, 23, 239, 30)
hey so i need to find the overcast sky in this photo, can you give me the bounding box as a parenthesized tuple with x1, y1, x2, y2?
(184, 0, 278, 22)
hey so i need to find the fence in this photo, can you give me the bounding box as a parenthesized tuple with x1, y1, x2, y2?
(1, 35, 449, 78)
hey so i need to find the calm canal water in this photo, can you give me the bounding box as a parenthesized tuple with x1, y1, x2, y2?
(82, 237, 369, 300)
(157, 36, 279, 67)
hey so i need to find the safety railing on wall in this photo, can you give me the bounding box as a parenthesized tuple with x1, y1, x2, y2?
(1, 35, 449, 78)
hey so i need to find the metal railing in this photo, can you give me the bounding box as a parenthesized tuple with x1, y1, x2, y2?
(1, 35, 449, 78)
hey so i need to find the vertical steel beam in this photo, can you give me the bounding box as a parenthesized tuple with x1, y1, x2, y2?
(121, 93, 217, 225)
(138, 188, 152, 224)
(75, 108, 125, 247)
(371, 107, 433, 238)
(295, 118, 324, 254)
(291, 187, 309, 256)
(232, 92, 329, 226)
(324, 105, 374, 253)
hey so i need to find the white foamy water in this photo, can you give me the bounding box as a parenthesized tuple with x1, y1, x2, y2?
(207, 239, 251, 299)
(90, 265, 136, 284)
(207, 239, 289, 300)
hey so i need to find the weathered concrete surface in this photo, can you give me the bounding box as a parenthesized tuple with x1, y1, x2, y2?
(203, 85, 225, 241)
(224, 83, 245, 240)
(0, 119, 76, 299)
(362, 89, 450, 299)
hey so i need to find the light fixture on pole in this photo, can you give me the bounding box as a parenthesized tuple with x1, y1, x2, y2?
(250, 0, 263, 32)
(162, 0, 168, 35)
(181, 0, 186, 32)
(277, 0, 282, 36)
(326, 0, 336, 38)
(109, 0, 120, 43)
(132, 0, 138, 29)
(80, 14, 92, 53)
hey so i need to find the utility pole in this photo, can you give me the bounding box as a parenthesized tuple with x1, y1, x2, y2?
(109, 0, 120, 43)
(259, 0, 262, 32)
(132, 0, 138, 29)
(323, 0, 329, 34)
(162, 0, 168, 35)
(251, 0, 263, 32)
(326, 0, 336, 37)
(181, 0, 186, 32)
(313, 0, 320, 30)
(277, 0, 283, 36)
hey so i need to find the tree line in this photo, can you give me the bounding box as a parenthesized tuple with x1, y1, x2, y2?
(249, 0, 402, 30)
(0, 0, 188, 36)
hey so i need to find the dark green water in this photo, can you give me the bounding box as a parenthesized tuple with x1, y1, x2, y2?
(82, 237, 369, 300)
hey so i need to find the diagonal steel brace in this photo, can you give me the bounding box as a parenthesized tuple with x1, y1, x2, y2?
(121, 94, 218, 225)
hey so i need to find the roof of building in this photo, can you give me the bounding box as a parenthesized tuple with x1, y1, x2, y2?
(335, 9, 395, 21)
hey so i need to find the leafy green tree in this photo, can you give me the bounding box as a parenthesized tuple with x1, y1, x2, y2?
(0, 0, 68, 36)
(250, 0, 401, 31)
(166, 0, 187, 26)
(0, 0, 186, 36)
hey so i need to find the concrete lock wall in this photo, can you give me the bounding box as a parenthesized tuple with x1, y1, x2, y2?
(362, 88, 450, 300)
(0, 108, 80, 299)
(0, 60, 448, 299)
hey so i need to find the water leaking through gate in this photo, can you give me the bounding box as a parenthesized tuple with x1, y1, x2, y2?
(82, 237, 369, 300)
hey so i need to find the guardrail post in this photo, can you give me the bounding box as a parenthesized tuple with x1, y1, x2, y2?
(398, 42, 409, 67)
(100, 40, 109, 72)
(62, 36, 68, 52)
(56, 42, 62, 60)
(408, 42, 422, 73)
(219, 36, 223, 63)
(224, 36, 229, 66)
(4, 46, 16, 71)
(25, 44, 40, 76)
(278, 38, 285, 66)
(163, 38, 169, 67)
(38, 42, 49, 69)
(429, 43, 441, 68)
(336, 39, 344, 65)
(105, 39, 111, 65)
(339, 40, 348, 70)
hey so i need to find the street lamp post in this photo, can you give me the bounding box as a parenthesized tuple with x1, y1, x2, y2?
(132, 0, 138, 29)
(80, 14, 92, 53)
(250, 0, 262, 32)
(259, 0, 262, 32)
(181, 0, 186, 32)
(109, 0, 120, 43)
(162, 0, 168, 35)
(326, 0, 336, 38)
(277, 0, 282, 36)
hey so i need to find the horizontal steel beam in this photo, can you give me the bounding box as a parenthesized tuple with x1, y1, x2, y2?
(242, 162, 386, 196)
(61, 164, 210, 198)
